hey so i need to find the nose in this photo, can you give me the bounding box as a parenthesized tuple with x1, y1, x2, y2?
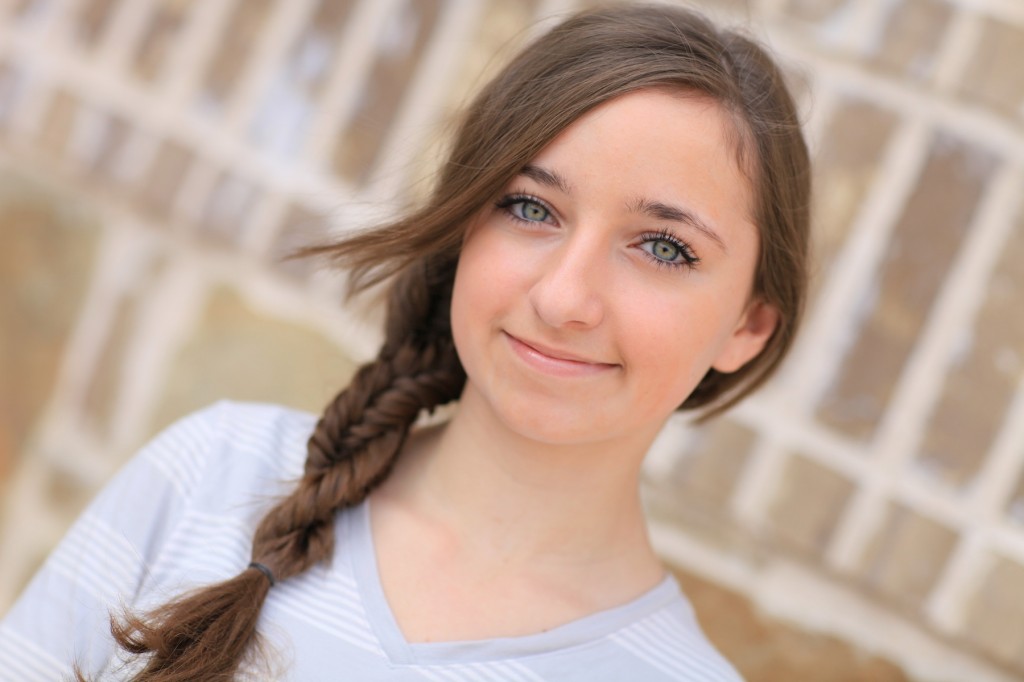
(527, 233, 606, 329)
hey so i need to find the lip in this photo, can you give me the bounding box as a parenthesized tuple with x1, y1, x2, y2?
(504, 332, 618, 378)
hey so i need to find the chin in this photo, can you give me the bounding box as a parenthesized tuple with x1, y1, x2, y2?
(490, 393, 621, 446)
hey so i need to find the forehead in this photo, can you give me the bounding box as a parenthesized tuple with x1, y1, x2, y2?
(523, 89, 756, 237)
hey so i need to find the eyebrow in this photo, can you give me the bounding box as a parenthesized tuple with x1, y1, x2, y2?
(517, 164, 727, 252)
(627, 197, 727, 252)
(520, 164, 573, 195)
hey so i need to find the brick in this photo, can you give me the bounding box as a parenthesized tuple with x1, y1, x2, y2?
(36, 88, 78, 160)
(0, 171, 100, 481)
(767, 453, 855, 555)
(82, 293, 136, 440)
(811, 98, 898, 274)
(445, 0, 538, 105)
(403, 0, 540, 199)
(303, 0, 357, 90)
(870, 0, 952, 81)
(79, 109, 131, 180)
(197, 0, 274, 111)
(131, 0, 192, 84)
(44, 467, 97, 529)
(782, 0, 851, 23)
(817, 133, 997, 440)
(917, 208, 1024, 487)
(247, 0, 357, 157)
(332, 0, 442, 185)
(80, 254, 166, 439)
(271, 202, 332, 280)
(1007, 453, 1024, 522)
(962, 555, 1024, 666)
(150, 286, 358, 433)
(196, 171, 260, 245)
(857, 502, 957, 609)
(6, 1, 34, 21)
(138, 138, 192, 216)
(958, 17, 1024, 119)
(669, 419, 756, 511)
(73, 0, 119, 48)
(0, 60, 22, 133)
(673, 568, 911, 681)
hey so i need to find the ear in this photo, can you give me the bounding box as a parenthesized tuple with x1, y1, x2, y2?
(711, 299, 780, 374)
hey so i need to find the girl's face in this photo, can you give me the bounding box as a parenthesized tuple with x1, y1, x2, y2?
(450, 89, 778, 448)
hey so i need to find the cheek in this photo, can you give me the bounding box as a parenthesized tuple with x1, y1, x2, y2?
(453, 228, 532, 315)
(450, 230, 517, 357)
(618, 294, 734, 405)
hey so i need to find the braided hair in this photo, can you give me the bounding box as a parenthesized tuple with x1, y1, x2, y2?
(100, 4, 809, 679)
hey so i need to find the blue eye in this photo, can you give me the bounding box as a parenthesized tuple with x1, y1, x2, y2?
(638, 232, 699, 269)
(496, 195, 553, 224)
(515, 200, 550, 222)
(648, 239, 680, 261)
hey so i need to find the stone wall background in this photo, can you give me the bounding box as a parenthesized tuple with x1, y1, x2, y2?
(1, 0, 1022, 680)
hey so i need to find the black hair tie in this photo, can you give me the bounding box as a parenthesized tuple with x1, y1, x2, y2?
(248, 561, 276, 587)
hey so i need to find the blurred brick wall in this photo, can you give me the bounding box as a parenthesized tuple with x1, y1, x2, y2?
(1, 1, 1022, 681)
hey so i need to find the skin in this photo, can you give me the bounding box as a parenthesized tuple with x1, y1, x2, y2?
(371, 89, 778, 643)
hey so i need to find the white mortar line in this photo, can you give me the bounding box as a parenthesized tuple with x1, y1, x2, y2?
(108, 248, 210, 453)
(954, 0, 1024, 26)
(232, 265, 383, 364)
(874, 160, 1019, 476)
(0, 458, 73, 607)
(0, 23, 358, 213)
(826, 158, 1019, 573)
(969, 371, 1024, 521)
(160, 0, 238, 111)
(767, 24, 1024, 160)
(35, 219, 160, 431)
(755, 0, 788, 18)
(15, 0, 83, 37)
(837, 0, 888, 56)
(239, 187, 288, 255)
(730, 435, 788, 530)
(991, 522, 1024, 566)
(788, 118, 932, 413)
(91, 0, 155, 73)
(533, 0, 584, 30)
(923, 372, 1024, 631)
(299, 0, 401, 171)
(369, 0, 487, 202)
(0, 43, 50, 142)
(799, 74, 840, 164)
(649, 518, 1019, 682)
(109, 121, 160, 187)
(931, 7, 983, 95)
(926, 530, 995, 634)
(221, 0, 317, 138)
(642, 413, 697, 481)
(172, 154, 221, 228)
(734, 399, 868, 481)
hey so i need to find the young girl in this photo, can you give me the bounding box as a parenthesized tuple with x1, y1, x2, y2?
(0, 4, 809, 680)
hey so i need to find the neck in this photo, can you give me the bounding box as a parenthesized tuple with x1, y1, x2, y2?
(381, 384, 662, 570)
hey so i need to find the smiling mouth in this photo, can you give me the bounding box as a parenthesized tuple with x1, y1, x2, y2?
(503, 332, 618, 377)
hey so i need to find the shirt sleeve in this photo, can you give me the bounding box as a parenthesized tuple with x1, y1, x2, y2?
(0, 402, 227, 681)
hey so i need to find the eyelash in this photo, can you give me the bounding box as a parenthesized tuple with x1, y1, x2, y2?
(495, 192, 553, 226)
(637, 230, 701, 270)
(493, 193, 701, 271)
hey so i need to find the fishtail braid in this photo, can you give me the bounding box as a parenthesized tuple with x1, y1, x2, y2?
(104, 258, 465, 681)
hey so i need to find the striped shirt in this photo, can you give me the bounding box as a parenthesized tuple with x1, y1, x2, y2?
(0, 401, 744, 681)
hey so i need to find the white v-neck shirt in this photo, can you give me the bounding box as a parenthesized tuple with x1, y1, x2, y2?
(0, 401, 743, 681)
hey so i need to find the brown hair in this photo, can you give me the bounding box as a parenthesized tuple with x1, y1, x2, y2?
(102, 4, 809, 679)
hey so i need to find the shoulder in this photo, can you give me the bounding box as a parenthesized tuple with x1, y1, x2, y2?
(141, 400, 317, 500)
